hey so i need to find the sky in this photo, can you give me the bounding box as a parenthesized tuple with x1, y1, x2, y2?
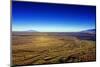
(12, 1, 96, 32)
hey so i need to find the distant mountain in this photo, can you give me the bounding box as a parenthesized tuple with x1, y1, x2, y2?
(81, 29, 96, 34)
(12, 30, 39, 35)
(13, 30, 38, 32)
(26, 30, 38, 32)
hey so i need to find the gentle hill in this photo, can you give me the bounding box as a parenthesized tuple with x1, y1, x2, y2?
(81, 29, 96, 34)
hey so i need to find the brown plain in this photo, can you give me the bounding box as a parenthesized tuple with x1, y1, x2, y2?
(12, 32, 96, 66)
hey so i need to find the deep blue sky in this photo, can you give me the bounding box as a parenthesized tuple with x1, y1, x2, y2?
(12, 1, 96, 32)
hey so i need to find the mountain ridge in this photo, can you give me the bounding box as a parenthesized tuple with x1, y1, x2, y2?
(81, 29, 96, 34)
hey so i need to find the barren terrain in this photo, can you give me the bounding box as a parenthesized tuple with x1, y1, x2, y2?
(12, 32, 96, 66)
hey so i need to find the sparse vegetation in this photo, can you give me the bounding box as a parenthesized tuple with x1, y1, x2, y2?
(12, 33, 96, 66)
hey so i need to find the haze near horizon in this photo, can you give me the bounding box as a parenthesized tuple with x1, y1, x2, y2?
(12, 1, 96, 32)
